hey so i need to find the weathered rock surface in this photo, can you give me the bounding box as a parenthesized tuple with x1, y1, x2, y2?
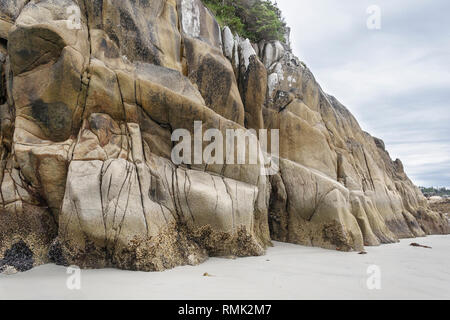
(0, 0, 447, 271)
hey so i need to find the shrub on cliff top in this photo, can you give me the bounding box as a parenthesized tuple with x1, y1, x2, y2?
(202, 0, 287, 43)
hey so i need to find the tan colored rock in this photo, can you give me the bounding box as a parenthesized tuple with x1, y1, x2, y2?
(182, 37, 245, 125)
(238, 39, 266, 131)
(0, 18, 12, 40)
(0, 0, 447, 272)
(81, 0, 183, 72)
(269, 158, 364, 251)
(178, 0, 244, 125)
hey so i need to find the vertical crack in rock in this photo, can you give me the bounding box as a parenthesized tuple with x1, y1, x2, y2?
(222, 177, 236, 232)
(362, 147, 376, 191)
(183, 170, 195, 223)
(99, 161, 108, 241)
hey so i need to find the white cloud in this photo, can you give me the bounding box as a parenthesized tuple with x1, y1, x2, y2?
(277, 0, 450, 187)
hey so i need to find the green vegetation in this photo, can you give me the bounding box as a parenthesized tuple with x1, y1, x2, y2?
(202, 0, 287, 43)
(420, 187, 450, 197)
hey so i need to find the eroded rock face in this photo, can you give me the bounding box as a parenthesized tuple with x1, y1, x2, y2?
(0, 0, 448, 271)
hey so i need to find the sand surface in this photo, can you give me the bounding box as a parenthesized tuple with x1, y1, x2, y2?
(1, 236, 449, 300)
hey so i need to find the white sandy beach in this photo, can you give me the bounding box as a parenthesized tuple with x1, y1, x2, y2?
(1, 235, 449, 300)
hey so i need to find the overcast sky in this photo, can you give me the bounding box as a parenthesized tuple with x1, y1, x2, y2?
(276, 0, 450, 188)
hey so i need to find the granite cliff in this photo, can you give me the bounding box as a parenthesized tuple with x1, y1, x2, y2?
(0, 0, 448, 272)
